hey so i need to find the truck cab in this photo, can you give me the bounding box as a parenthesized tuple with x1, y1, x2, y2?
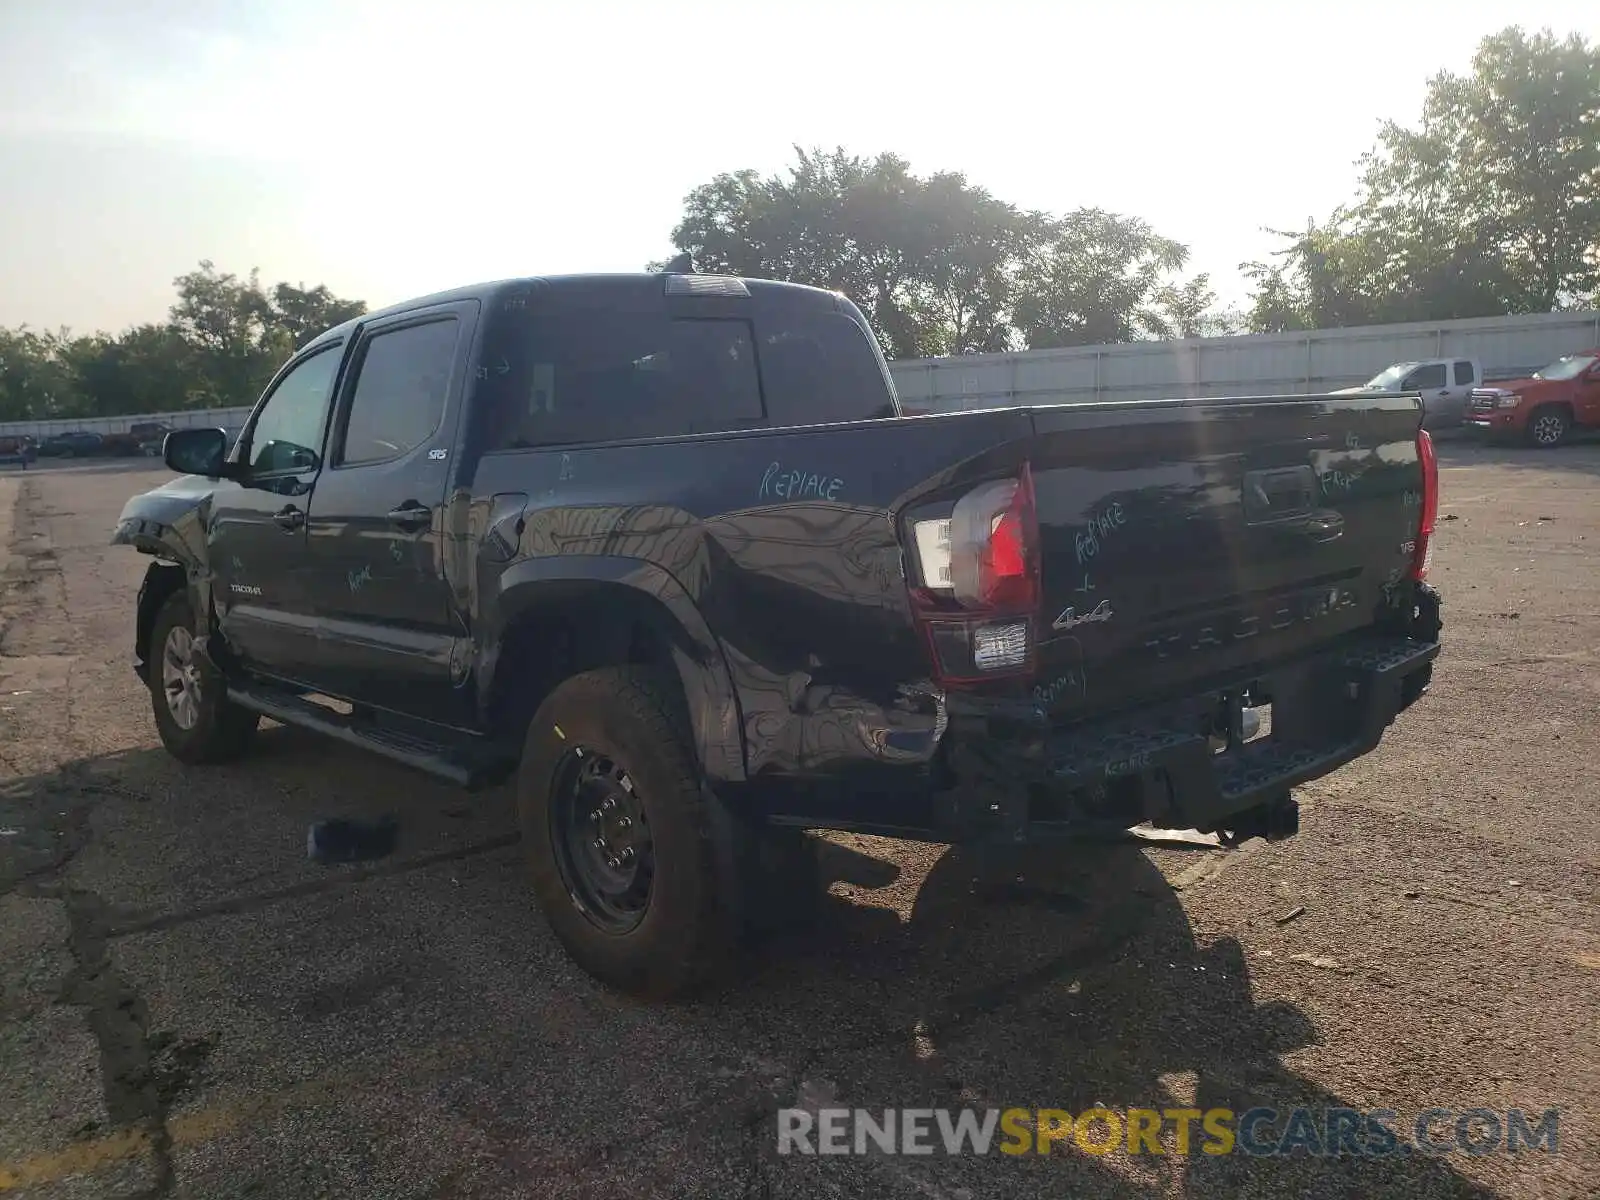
(1336, 358, 1481, 431)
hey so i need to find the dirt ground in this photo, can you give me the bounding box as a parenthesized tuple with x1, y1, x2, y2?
(0, 444, 1596, 1199)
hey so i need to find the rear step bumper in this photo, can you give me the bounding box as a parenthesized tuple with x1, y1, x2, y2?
(933, 626, 1440, 846)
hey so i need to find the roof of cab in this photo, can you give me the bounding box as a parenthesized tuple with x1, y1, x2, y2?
(308, 273, 841, 351)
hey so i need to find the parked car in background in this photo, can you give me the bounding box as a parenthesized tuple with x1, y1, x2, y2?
(1467, 350, 1600, 447)
(1334, 358, 1482, 431)
(130, 421, 178, 456)
(0, 435, 37, 467)
(101, 432, 146, 456)
(37, 431, 106, 458)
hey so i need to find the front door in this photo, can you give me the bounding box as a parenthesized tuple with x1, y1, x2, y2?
(301, 303, 475, 719)
(1575, 361, 1600, 427)
(1403, 362, 1451, 429)
(209, 342, 346, 682)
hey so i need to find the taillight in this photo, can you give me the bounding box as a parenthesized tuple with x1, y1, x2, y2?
(906, 463, 1041, 687)
(1409, 429, 1438, 581)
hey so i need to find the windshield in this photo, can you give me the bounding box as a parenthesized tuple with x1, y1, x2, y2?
(1364, 362, 1419, 389)
(1533, 354, 1598, 381)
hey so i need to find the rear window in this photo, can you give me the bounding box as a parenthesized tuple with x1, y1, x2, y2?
(1453, 361, 1474, 385)
(477, 303, 894, 451)
(479, 313, 762, 450)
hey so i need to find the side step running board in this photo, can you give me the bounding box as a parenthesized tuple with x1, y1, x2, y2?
(226, 683, 512, 790)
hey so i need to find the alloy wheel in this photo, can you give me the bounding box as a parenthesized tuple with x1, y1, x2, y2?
(161, 625, 204, 730)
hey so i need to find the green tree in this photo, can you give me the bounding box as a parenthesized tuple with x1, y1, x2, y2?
(269, 282, 367, 348)
(167, 260, 280, 406)
(664, 148, 1211, 356)
(1011, 209, 1191, 348)
(0, 327, 77, 421)
(1, 263, 368, 422)
(1245, 26, 1600, 330)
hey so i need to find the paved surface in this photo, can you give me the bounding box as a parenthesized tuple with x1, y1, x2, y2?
(1, 448, 1596, 1199)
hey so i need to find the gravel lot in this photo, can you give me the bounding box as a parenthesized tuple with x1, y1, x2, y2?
(1, 445, 1596, 1199)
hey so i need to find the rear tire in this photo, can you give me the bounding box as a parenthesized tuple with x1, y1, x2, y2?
(146, 592, 258, 764)
(518, 667, 734, 999)
(1526, 405, 1570, 448)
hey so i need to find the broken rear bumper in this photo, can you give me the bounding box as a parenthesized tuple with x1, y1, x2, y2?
(930, 588, 1442, 846)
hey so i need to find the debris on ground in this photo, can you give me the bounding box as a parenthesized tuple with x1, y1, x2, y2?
(1289, 954, 1342, 971)
(1275, 905, 1306, 925)
(307, 815, 399, 863)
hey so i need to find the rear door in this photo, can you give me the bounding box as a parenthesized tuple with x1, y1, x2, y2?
(1025, 395, 1424, 720)
(301, 302, 476, 717)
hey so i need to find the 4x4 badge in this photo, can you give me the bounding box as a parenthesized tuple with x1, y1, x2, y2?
(1053, 599, 1113, 631)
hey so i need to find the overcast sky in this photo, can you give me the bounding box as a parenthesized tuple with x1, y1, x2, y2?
(1, 0, 1596, 334)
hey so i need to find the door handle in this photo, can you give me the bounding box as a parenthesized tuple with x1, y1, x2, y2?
(387, 502, 432, 532)
(273, 505, 305, 532)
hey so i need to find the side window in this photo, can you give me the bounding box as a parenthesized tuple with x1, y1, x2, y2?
(248, 346, 342, 473)
(1453, 361, 1475, 385)
(756, 310, 897, 425)
(339, 319, 458, 466)
(478, 313, 763, 450)
(1406, 363, 1447, 390)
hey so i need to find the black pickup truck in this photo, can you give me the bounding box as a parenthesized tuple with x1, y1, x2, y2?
(113, 268, 1443, 998)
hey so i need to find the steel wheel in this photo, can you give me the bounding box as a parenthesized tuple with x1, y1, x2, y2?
(1530, 410, 1568, 447)
(160, 625, 204, 731)
(549, 747, 654, 933)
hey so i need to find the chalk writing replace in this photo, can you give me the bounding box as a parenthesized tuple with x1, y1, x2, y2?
(1105, 749, 1153, 778)
(1075, 501, 1127, 566)
(1032, 670, 1085, 707)
(760, 461, 844, 502)
(1321, 469, 1356, 495)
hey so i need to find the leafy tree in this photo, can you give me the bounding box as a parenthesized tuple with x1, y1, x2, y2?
(1244, 26, 1600, 330)
(0, 263, 367, 422)
(1011, 209, 1190, 348)
(0, 328, 78, 421)
(269, 282, 368, 348)
(664, 148, 1211, 356)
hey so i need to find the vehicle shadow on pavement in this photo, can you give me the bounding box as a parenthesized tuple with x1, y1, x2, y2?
(1438, 438, 1600, 479)
(0, 739, 1504, 1199)
(730, 839, 1504, 1198)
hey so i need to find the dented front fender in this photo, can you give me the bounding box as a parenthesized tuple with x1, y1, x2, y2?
(110, 474, 218, 570)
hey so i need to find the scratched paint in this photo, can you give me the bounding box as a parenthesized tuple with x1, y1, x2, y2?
(347, 564, 373, 594)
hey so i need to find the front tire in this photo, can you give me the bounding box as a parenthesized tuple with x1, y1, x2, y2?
(146, 592, 258, 764)
(1526, 405, 1570, 448)
(518, 667, 733, 999)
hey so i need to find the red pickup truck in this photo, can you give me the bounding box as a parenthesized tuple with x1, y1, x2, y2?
(1466, 350, 1600, 447)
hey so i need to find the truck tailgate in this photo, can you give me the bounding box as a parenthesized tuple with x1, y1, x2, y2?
(1023, 394, 1425, 718)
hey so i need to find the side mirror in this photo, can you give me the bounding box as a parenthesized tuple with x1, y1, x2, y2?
(163, 428, 231, 477)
